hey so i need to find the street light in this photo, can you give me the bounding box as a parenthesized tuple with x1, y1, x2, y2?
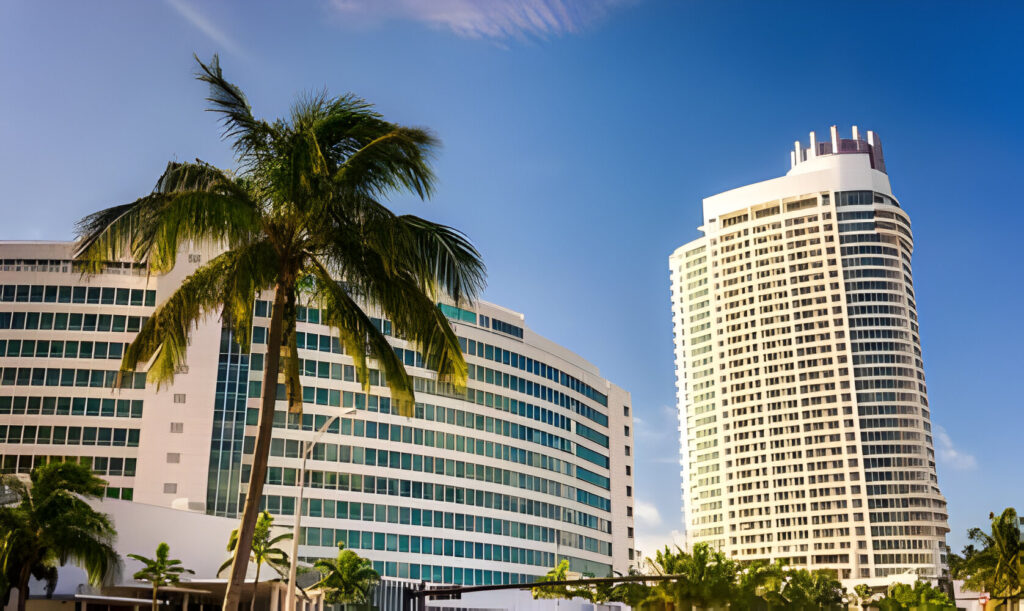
(286, 407, 356, 611)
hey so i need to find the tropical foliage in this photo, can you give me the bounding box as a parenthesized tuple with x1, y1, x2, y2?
(74, 54, 485, 610)
(128, 542, 194, 611)
(953, 507, 1022, 608)
(0, 462, 120, 611)
(534, 544, 854, 610)
(311, 545, 380, 607)
(874, 581, 954, 610)
(217, 511, 291, 611)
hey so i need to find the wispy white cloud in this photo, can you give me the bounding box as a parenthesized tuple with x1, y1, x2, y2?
(166, 0, 245, 57)
(635, 529, 687, 562)
(634, 499, 662, 528)
(329, 0, 632, 40)
(934, 425, 978, 471)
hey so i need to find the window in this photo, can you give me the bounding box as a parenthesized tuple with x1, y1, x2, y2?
(173, 394, 186, 404)
(624, 425, 630, 437)
(163, 483, 178, 494)
(624, 445, 631, 456)
(625, 465, 631, 476)
(627, 506, 633, 517)
(623, 406, 630, 416)
(626, 485, 632, 497)
(166, 453, 180, 464)
(627, 527, 634, 538)
(170, 422, 184, 433)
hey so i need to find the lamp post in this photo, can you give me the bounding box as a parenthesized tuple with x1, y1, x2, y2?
(286, 408, 356, 611)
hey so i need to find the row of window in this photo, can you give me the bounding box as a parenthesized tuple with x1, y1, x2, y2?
(0, 396, 143, 418)
(0, 454, 137, 477)
(265, 495, 559, 543)
(458, 336, 608, 406)
(0, 424, 140, 446)
(0, 285, 156, 306)
(266, 434, 610, 512)
(0, 311, 147, 332)
(0, 340, 128, 360)
(269, 409, 578, 485)
(0, 368, 147, 389)
(260, 466, 611, 529)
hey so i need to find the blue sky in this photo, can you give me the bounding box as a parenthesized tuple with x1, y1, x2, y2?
(1, 0, 1021, 555)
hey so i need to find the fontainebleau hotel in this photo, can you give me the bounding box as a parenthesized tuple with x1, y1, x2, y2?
(0, 240, 636, 586)
(670, 127, 949, 580)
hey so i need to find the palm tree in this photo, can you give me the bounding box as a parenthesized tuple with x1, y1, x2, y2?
(311, 546, 380, 608)
(959, 508, 1022, 609)
(0, 462, 120, 611)
(781, 568, 844, 609)
(736, 560, 788, 610)
(217, 510, 291, 611)
(128, 542, 194, 611)
(74, 55, 485, 611)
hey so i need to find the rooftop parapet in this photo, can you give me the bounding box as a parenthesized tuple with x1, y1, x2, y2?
(789, 124, 886, 174)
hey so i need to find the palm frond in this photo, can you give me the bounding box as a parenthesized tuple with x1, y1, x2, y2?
(194, 55, 272, 164)
(75, 161, 261, 273)
(333, 126, 438, 200)
(307, 262, 415, 415)
(120, 245, 276, 389)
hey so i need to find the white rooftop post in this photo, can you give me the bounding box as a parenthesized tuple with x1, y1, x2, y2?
(809, 131, 817, 158)
(790, 150, 797, 169)
(794, 140, 802, 164)
(852, 125, 860, 140)
(867, 130, 876, 147)
(830, 125, 839, 154)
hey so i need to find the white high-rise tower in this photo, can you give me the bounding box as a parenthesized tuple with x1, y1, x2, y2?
(669, 126, 949, 580)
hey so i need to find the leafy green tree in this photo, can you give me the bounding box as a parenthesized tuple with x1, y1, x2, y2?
(958, 508, 1022, 609)
(217, 511, 290, 611)
(782, 568, 844, 609)
(876, 581, 955, 610)
(644, 542, 737, 610)
(735, 560, 789, 610)
(74, 54, 485, 611)
(0, 462, 120, 611)
(532, 559, 575, 600)
(852, 583, 877, 610)
(128, 542, 194, 611)
(311, 546, 380, 608)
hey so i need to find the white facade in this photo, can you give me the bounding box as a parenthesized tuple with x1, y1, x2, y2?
(0, 241, 636, 588)
(670, 127, 949, 580)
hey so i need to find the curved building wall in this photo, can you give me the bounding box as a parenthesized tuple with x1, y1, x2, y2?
(670, 127, 948, 580)
(0, 241, 636, 586)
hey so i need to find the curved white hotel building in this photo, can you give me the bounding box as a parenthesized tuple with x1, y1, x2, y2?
(670, 126, 949, 580)
(0, 241, 636, 586)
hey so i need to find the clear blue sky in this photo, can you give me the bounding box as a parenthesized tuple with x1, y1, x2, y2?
(1, 0, 1021, 555)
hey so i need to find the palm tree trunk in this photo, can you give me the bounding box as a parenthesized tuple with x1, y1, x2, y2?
(223, 279, 290, 611)
(251, 561, 262, 611)
(152, 584, 159, 611)
(16, 562, 31, 611)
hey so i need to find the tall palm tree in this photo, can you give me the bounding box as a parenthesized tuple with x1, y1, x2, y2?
(128, 542, 194, 611)
(74, 55, 485, 610)
(217, 511, 290, 611)
(0, 462, 120, 611)
(311, 546, 380, 608)
(960, 508, 1022, 609)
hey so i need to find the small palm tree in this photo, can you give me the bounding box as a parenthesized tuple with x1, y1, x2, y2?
(645, 543, 737, 610)
(128, 542, 194, 611)
(960, 508, 1022, 609)
(0, 462, 120, 611)
(218, 511, 291, 611)
(74, 54, 485, 611)
(311, 546, 380, 608)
